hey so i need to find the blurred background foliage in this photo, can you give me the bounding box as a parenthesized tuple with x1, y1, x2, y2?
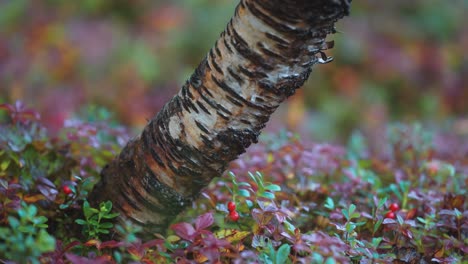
(1, 0, 467, 141)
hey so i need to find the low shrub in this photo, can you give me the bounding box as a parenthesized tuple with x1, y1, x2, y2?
(0, 102, 466, 263)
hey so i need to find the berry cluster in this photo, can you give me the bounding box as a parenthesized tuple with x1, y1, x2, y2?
(227, 201, 239, 222)
(384, 202, 400, 219)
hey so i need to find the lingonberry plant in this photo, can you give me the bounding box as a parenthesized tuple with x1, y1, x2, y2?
(0, 102, 466, 263)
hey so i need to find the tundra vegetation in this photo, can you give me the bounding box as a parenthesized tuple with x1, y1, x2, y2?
(0, 0, 467, 263)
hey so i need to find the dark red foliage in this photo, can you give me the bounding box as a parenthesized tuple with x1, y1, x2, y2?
(0, 101, 40, 124)
(171, 212, 214, 242)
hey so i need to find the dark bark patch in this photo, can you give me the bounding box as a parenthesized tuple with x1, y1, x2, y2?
(198, 91, 218, 110)
(227, 66, 244, 85)
(200, 134, 214, 149)
(230, 26, 274, 71)
(245, 1, 305, 36)
(200, 84, 214, 97)
(223, 36, 233, 53)
(214, 40, 222, 58)
(240, 119, 252, 125)
(143, 164, 192, 216)
(216, 128, 259, 159)
(225, 95, 244, 107)
(195, 120, 210, 134)
(238, 65, 268, 79)
(265, 32, 289, 46)
(209, 49, 223, 74)
(196, 101, 211, 115)
(215, 102, 232, 115)
(257, 42, 285, 60)
(216, 111, 229, 120)
(142, 130, 165, 167)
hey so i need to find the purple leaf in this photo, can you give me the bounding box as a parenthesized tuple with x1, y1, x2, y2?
(382, 218, 397, 225)
(195, 212, 214, 231)
(170, 222, 196, 242)
(143, 239, 164, 249)
(65, 253, 110, 264)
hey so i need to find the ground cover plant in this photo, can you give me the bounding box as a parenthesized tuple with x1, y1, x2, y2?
(1, 1, 467, 263)
(0, 102, 466, 263)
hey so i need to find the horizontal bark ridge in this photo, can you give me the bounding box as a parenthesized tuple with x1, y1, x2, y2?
(91, 0, 351, 235)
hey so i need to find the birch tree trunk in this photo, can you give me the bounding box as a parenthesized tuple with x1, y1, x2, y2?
(89, 0, 351, 236)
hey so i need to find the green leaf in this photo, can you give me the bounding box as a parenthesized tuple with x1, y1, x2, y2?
(312, 253, 324, 264)
(237, 182, 251, 187)
(350, 212, 361, 219)
(89, 219, 100, 225)
(371, 237, 383, 248)
(373, 219, 383, 233)
(348, 204, 356, 218)
(341, 208, 349, 221)
(283, 220, 295, 234)
(377, 197, 388, 210)
(1, 159, 10, 171)
(27, 204, 38, 217)
(99, 222, 114, 229)
(417, 217, 426, 224)
(324, 197, 335, 210)
(36, 229, 55, 252)
(8, 216, 20, 228)
(102, 212, 119, 219)
(83, 201, 92, 219)
(75, 219, 87, 225)
(97, 229, 110, 234)
(389, 184, 402, 200)
(237, 189, 250, 197)
(248, 172, 258, 185)
(18, 225, 34, 233)
(276, 244, 291, 264)
(100, 201, 113, 212)
(264, 184, 281, 192)
(345, 222, 356, 233)
(399, 181, 410, 193)
(259, 191, 275, 200)
(33, 216, 47, 225)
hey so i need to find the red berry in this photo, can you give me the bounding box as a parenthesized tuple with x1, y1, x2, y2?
(229, 210, 239, 222)
(389, 203, 400, 212)
(227, 201, 236, 212)
(63, 185, 72, 195)
(385, 211, 396, 219)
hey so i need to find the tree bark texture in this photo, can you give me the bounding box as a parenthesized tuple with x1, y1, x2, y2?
(89, 0, 351, 236)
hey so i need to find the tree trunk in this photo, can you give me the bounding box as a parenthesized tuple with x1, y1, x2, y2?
(89, 0, 351, 237)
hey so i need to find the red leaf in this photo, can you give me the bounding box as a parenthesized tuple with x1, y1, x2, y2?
(0, 103, 14, 112)
(65, 253, 110, 264)
(402, 229, 413, 239)
(99, 240, 124, 249)
(84, 239, 100, 247)
(142, 239, 164, 249)
(195, 212, 214, 230)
